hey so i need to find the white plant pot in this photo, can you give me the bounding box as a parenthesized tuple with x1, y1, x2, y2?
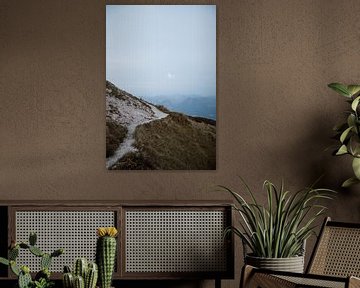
(245, 254, 305, 273)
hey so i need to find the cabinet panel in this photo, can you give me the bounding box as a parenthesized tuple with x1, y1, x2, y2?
(121, 206, 233, 279)
(9, 206, 119, 278)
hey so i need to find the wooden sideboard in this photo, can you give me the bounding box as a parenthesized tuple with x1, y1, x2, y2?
(0, 201, 234, 288)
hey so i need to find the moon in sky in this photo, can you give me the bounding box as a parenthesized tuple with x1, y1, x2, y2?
(167, 73, 175, 79)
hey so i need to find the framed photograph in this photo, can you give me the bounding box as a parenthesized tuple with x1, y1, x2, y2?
(106, 5, 216, 170)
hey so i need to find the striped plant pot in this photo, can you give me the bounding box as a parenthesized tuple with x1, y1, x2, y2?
(245, 254, 305, 273)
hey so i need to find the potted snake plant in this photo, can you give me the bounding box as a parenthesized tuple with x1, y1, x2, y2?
(328, 83, 360, 187)
(219, 178, 334, 273)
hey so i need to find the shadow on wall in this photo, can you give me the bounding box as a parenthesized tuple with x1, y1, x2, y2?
(303, 114, 350, 189)
(266, 111, 354, 192)
(302, 114, 360, 222)
(263, 110, 360, 248)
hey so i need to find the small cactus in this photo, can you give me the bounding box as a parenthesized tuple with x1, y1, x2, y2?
(64, 265, 72, 273)
(96, 227, 118, 288)
(85, 263, 98, 288)
(0, 257, 9, 266)
(29, 232, 37, 246)
(18, 269, 32, 288)
(62, 265, 74, 288)
(63, 272, 74, 288)
(10, 260, 20, 276)
(0, 232, 63, 288)
(74, 275, 85, 288)
(9, 246, 19, 260)
(21, 265, 30, 274)
(51, 248, 64, 258)
(74, 258, 88, 279)
(41, 253, 52, 270)
(29, 245, 44, 257)
(63, 259, 98, 288)
(35, 268, 50, 281)
(19, 243, 29, 249)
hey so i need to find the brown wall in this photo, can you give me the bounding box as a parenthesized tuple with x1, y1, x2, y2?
(1, 0, 360, 287)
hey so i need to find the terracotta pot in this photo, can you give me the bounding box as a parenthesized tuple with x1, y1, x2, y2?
(245, 254, 304, 273)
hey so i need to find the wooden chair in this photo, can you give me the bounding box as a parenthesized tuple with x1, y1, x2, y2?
(241, 217, 360, 288)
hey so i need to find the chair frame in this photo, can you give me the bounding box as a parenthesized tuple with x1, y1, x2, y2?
(241, 217, 360, 288)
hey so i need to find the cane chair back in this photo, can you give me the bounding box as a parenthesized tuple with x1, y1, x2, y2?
(307, 217, 360, 278)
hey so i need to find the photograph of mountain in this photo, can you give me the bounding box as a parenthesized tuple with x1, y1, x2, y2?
(106, 5, 216, 170)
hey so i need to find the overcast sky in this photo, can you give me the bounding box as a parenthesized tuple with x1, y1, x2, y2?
(106, 5, 216, 98)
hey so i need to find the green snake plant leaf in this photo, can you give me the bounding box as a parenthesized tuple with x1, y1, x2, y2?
(225, 226, 254, 252)
(264, 180, 274, 256)
(328, 83, 351, 97)
(347, 85, 360, 97)
(238, 176, 259, 206)
(336, 145, 348, 155)
(351, 96, 360, 111)
(217, 185, 245, 206)
(342, 177, 360, 188)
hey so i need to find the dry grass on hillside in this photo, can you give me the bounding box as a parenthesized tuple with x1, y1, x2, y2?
(106, 119, 128, 157)
(155, 104, 171, 114)
(110, 151, 155, 170)
(131, 112, 216, 170)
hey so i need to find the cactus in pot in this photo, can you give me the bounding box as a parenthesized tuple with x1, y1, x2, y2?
(62, 259, 98, 288)
(96, 227, 118, 288)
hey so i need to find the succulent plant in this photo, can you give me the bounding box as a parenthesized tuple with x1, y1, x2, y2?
(63, 260, 98, 288)
(0, 232, 63, 288)
(96, 227, 118, 288)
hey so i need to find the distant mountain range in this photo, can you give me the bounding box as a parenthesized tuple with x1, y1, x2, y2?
(143, 95, 216, 120)
(106, 81, 216, 170)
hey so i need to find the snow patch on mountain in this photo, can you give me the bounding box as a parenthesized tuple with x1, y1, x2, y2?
(106, 88, 168, 169)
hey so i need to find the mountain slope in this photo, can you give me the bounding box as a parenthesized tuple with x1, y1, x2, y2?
(106, 81, 216, 170)
(144, 95, 216, 120)
(106, 81, 168, 168)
